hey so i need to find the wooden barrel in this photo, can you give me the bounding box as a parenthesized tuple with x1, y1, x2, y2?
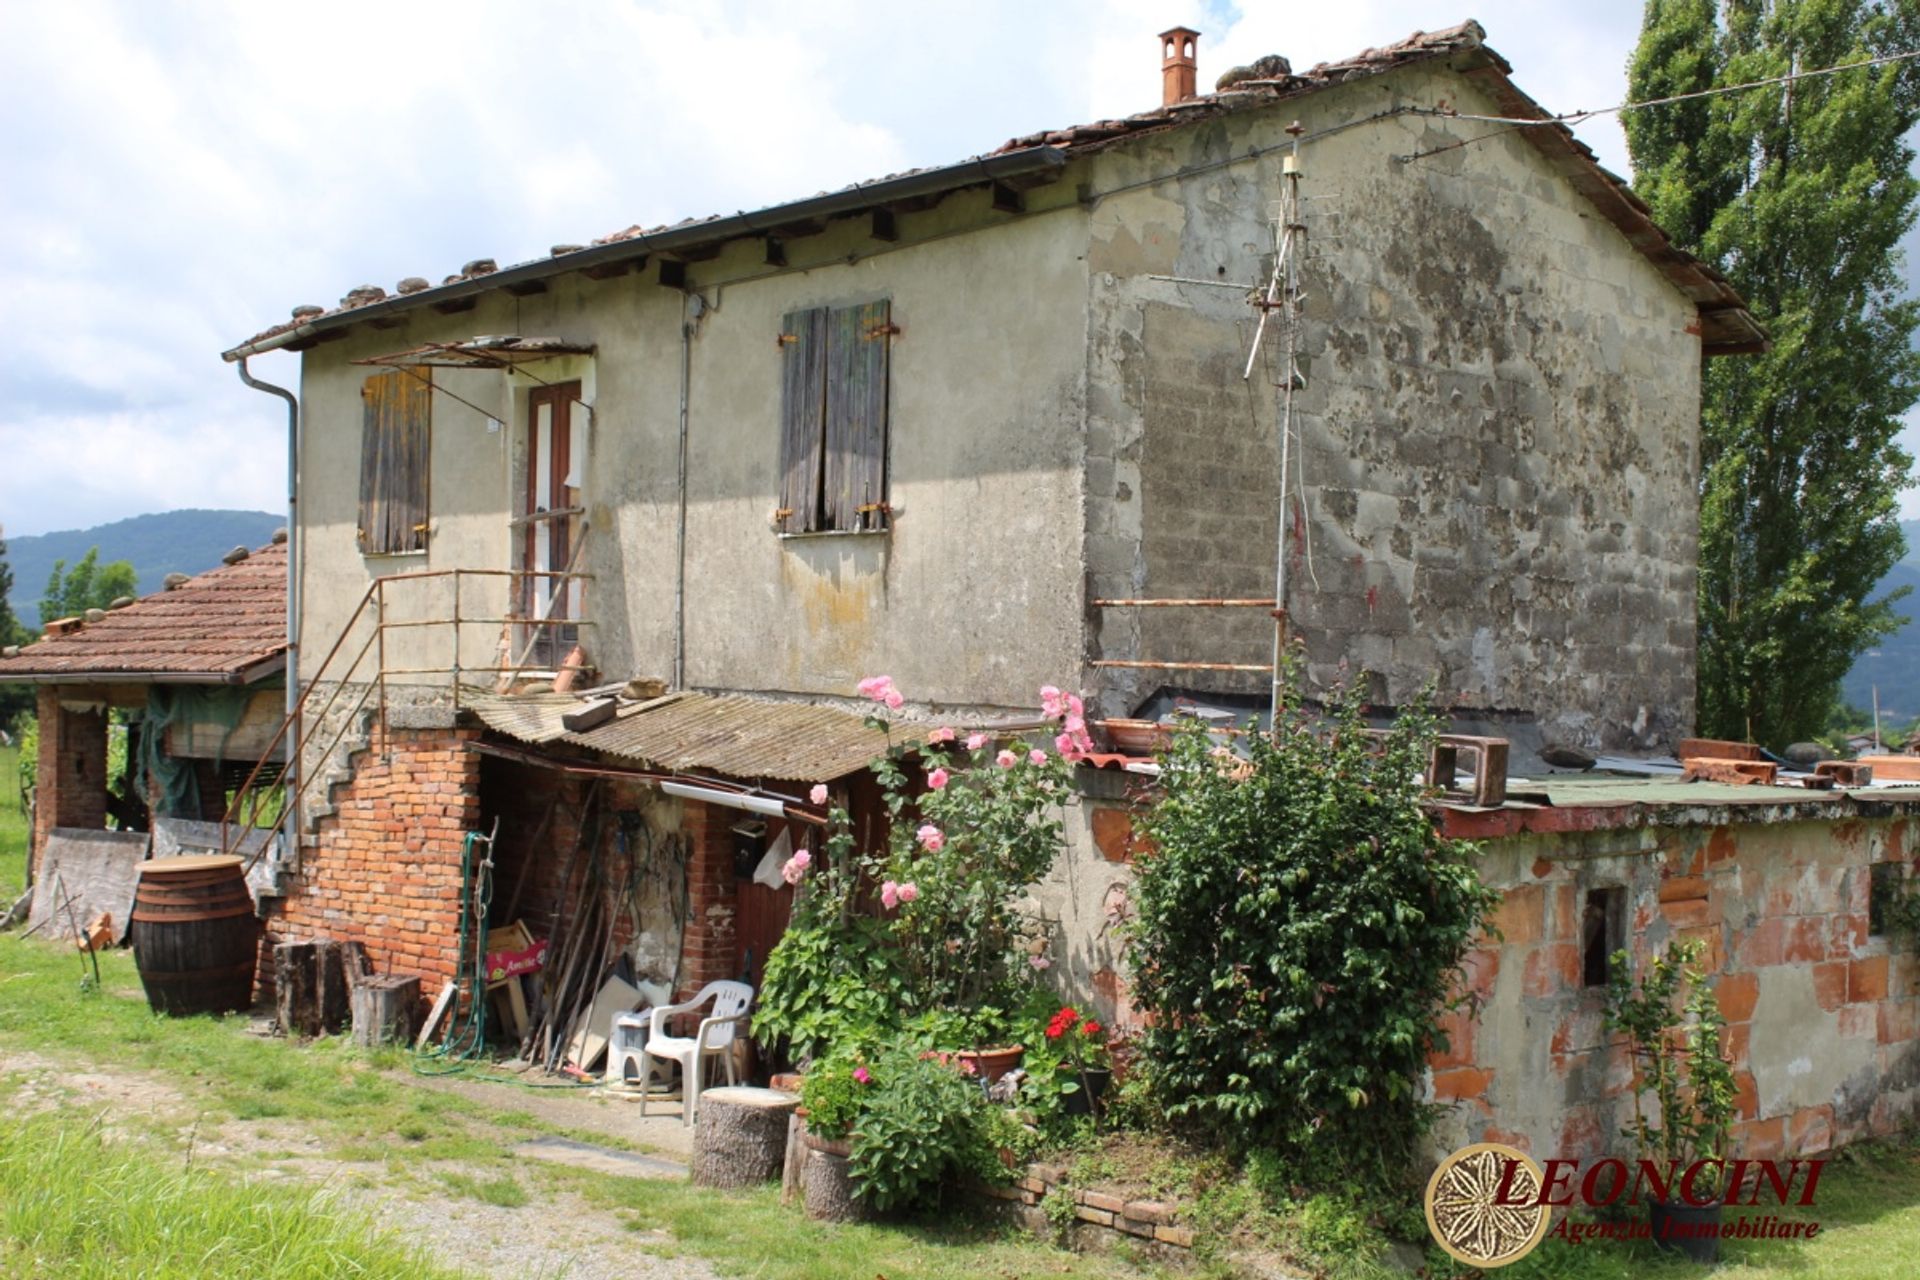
(130, 855, 260, 1016)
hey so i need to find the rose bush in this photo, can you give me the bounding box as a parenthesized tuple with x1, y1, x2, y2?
(754, 678, 1083, 1059)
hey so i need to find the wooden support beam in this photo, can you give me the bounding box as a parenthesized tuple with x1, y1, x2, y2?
(431, 296, 479, 315)
(504, 279, 550, 297)
(870, 208, 899, 242)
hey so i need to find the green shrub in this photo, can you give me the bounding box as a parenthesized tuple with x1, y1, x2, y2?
(846, 1050, 1001, 1212)
(1125, 669, 1498, 1192)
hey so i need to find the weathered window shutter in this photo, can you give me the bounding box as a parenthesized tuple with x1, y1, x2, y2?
(358, 370, 432, 553)
(778, 308, 828, 532)
(824, 299, 890, 531)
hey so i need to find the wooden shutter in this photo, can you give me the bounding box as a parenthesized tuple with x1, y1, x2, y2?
(778, 308, 828, 532)
(824, 299, 890, 531)
(358, 370, 431, 553)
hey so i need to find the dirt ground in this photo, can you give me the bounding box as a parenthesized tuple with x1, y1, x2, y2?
(3, 1048, 719, 1280)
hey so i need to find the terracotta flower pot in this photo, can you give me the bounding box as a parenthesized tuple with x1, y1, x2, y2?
(956, 1044, 1025, 1083)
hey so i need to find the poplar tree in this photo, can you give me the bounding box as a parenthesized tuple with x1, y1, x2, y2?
(1627, 0, 1920, 747)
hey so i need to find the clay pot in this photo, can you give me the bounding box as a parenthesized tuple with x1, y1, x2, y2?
(956, 1044, 1026, 1083)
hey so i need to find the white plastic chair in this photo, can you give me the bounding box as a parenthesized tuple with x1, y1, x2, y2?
(635, 980, 753, 1126)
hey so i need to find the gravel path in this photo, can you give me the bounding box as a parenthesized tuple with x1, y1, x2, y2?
(4, 1049, 720, 1280)
(336, 1184, 716, 1280)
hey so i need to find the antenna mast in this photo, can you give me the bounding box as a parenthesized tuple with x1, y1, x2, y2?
(1248, 121, 1309, 723)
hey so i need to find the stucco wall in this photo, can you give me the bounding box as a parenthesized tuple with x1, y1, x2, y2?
(292, 182, 1091, 716)
(1083, 60, 1703, 750)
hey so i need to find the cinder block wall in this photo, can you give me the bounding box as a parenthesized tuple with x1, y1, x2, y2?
(1432, 814, 1920, 1161)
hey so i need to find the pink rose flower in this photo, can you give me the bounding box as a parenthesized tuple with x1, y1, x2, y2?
(791, 849, 812, 869)
(995, 749, 1018, 768)
(881, 879, 900, 910)
(1029, 955, 1052, 970)
(808, 783, 828, 806)
(928, 726, 956, 744)
(1067, 693, 1084, 718)
(856, 675, 896, 700)
(916, 824, 945, 852)
(966, 732, 989, 751)
(853, 1066, 871, 1084)
(1029, 748, 1048, 765)
(1064, 713, 1086, 734)
(883, 689, 904, 710)
(781, 851, 811, 885)
(927, 766, 950, 790)
(897, 882, 919, 903)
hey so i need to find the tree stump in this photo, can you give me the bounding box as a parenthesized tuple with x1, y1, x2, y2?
(351, 974, 422, 1048)
(274, 939, 369, 1037)
(691, 1086, 800, 1189)
(802, 1138, 869, 1223)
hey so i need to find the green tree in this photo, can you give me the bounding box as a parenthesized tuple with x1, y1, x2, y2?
(0, 528, 31, 731)
(38, 547, 139, 622)
(1627, 0, 1920, 747)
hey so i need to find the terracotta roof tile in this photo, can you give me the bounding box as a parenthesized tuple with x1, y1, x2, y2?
(0, 543, 286, 683)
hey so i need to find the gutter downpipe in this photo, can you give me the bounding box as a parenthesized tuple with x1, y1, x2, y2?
(235, 357, 301, 850)
(672, 293, 693, 690)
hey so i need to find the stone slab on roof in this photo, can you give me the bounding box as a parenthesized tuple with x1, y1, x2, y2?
(0, 543, 286, 685)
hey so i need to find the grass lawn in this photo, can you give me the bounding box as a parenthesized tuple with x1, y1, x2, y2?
(0, 930, 1149, 1279)
(1489, 1138, 1920, 1280)
(1, 743, 25, 902)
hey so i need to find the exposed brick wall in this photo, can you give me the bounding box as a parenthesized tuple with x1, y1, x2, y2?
(680, 800, 740, 999)
(1429, 815, 1920, 1161)
(263, 725, 481, 999)
(31, 686, 109, 877)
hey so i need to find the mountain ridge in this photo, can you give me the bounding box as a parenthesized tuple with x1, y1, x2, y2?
(2, 509, 283, 628)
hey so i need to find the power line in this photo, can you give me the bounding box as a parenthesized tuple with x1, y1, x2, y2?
(1401, 46, 1920, 163)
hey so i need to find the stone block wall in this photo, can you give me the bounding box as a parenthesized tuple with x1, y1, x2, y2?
(262, 724, 481, 999)
(1429, 811, 1920, 1162)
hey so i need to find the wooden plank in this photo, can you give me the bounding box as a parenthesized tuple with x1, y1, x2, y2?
(417, 980, 458, 1049)
(777, 308, 828, 532)
(824, 300, 889, 531)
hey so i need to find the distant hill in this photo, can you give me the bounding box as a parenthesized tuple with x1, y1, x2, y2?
(1843, 520, 1920, 721)
(2, 509, 282, 628)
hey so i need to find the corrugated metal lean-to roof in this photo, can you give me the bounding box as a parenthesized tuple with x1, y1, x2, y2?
(467, 691, 890, 784)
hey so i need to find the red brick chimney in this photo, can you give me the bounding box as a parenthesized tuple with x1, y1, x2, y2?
(1160, 26, 1200, 105)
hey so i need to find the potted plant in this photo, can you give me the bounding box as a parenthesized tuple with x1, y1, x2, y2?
(796, 1056, 873, 1221)
(1044, 1004, 1112, 1118)
(1603, 940, 1737, 1262)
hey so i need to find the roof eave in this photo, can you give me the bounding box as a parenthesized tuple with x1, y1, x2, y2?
(222, 146, 1072, 362)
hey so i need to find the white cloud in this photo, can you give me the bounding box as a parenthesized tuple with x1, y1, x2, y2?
(2, 0, 1914, 538)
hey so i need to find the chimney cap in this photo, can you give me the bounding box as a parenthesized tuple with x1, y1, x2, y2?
(1158, 25, 1201, 38)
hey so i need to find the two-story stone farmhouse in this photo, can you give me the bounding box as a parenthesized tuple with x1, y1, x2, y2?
(200, 19, 1819, 1076)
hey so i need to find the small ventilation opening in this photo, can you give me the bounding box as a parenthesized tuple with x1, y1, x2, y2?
(1582, 887, 1627, 987)
(1870, 861, 1902, 936)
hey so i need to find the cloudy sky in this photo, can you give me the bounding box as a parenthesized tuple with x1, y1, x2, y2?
(1, 0, 1914, 539)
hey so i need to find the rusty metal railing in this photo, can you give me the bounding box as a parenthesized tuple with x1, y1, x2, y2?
(219, 566, 593, 860)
